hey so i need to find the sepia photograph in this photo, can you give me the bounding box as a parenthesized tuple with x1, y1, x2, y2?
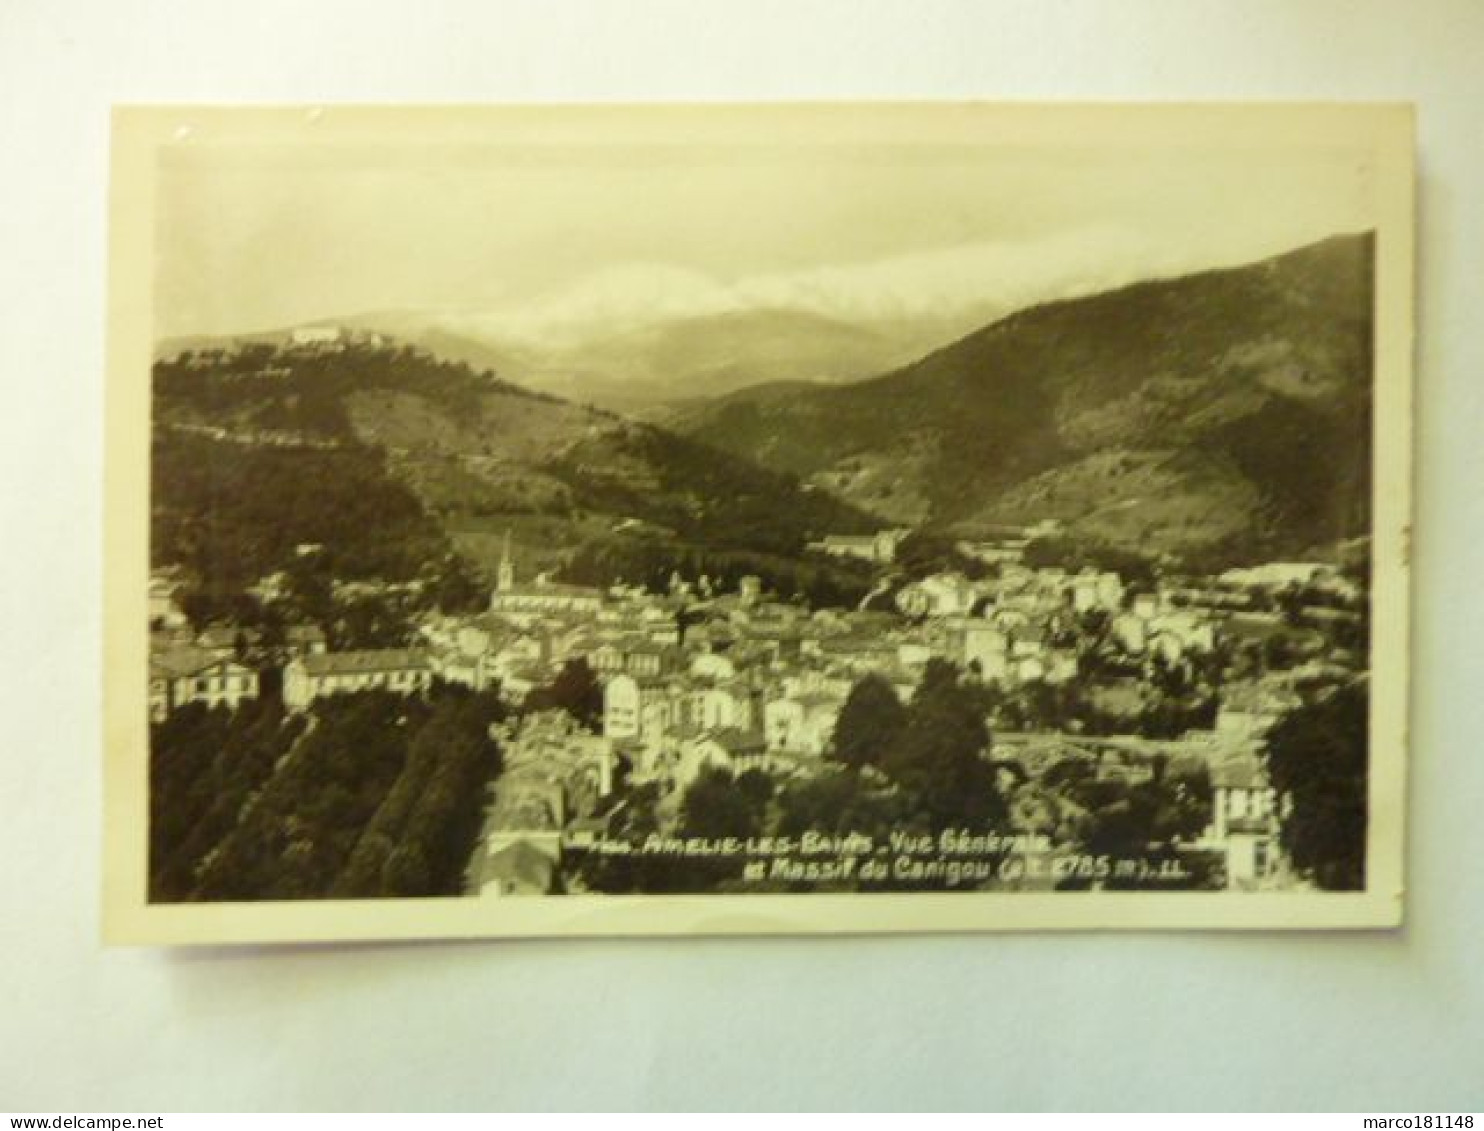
(103, 103, 1414, 943)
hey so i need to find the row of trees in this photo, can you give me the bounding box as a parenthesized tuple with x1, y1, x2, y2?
(149, 700, 307, 902)
(331, 687, 508, 897)
(155, 686, 506, 902)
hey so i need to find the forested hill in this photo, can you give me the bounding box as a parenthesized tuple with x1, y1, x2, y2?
(666, 233, 1375, 567)
(151, 337, 878, 603)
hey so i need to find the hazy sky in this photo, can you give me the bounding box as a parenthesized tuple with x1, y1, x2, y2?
(155, 135, 1377, 343)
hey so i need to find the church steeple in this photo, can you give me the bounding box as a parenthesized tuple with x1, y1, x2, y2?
(497, 530, 515, 591)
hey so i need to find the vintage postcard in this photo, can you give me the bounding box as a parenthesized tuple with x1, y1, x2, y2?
(104, 104, 1413, 944)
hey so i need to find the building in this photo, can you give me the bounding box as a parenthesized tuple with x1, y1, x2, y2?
(1216, 681, 1301, 739)
(588, 637, 678, 679)
(963, 623, 1011, 681)
(148, 573, 189, 629)
(488, 532, 604, 616)
(1201, 751, 1285, 889)
(676, 729, 770, 787)
(149, 647, 259, 721)
(1218, 562, 1333, 591)
(895, 573, 985, 618)
(1070, 570, 1125, 613)
(687, 680, 757, 733)
(764, 690, 847, 756)
(282, 649, 433, 711)
(285, 624, 328, 656)
(290, 325, 343, 347)
(602, 673, 680, 745)
(807, 529, 906, 565)
(195, 623, 262, 662)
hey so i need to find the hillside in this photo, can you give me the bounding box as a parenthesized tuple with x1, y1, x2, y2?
(667, 233, 1375, 565)
(151, 338, 878, 602)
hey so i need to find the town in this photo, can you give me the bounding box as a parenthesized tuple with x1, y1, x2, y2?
(148, 509, 1370, 901)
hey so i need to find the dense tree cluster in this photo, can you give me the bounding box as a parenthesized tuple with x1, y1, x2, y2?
(155, 341, 539, 439)
(1264, 679, 1368, 890)
(830, 675, 907, 772)
(824, 661, 1004, 835)
(548, 424, 873, 559)
(892, 531, 990, 582)
(1041, 754, 1218, 890)
(1022, 533, 1157, 590)
(152, 432, 448, 596)
(878, 661, 1005, 833)
(560, 536, 875, 609)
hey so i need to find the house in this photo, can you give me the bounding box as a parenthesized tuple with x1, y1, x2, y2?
(430, 646, 484, 690)
(1130, 593, 1161, 620)
(196, 623, 262, 662)
(1147, 609, 1215, 653)
(602, 673, 686, 746)
(956, 536, 1030, 567)
(498, 710, 618, 802)
(686, 681, 756, 732)
(963, 624, 1010, 680)
(1216, 681, 1300, 738)
(676, 728, 770, 787)
(1200, 751, 1285, 890)
(764, 690, 846, 756)
(285, 624, 327, 656)
(895, 573, 982, 618)
(246, 571, 291, 606)
(588, 636, 677, 679)
(1110, 611, 1148, 654)
(149, 647, 259, 721)
(1219, 562, 1333, 591)
(290, 325, 343, 347)
(807, 529, 905, 565)
(1044, 650, 1079, 684)
(495, 661, 547, 702)
(148, 573, 189, 629)
(690, 652, 737, 681)
(282, 649, 433, 711)
(1070, 570, 1125, 613)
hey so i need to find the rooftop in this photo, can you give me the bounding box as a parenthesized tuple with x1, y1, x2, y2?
(150, 647, 241, 679)
(299, 649, 431, 676)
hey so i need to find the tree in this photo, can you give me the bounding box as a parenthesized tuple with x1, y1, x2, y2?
(524, 658, 603, 730)
(894, 531, 967, 580)
(1275, 583, 1309, 627)
(735, 767, 775, 811)
(1263, 679, 1368, 890)
(429, 553, 487, 615)
(681, 768, 760, 841)
(776, 766, 905, 842)
(882, 660, 1004, 832)
(830, 674, 907, 771)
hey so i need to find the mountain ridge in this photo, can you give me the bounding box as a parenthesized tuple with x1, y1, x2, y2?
(665, 232, 1375, 566)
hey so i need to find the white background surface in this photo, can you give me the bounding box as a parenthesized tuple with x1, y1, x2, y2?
(1, 0, 1481, 1112)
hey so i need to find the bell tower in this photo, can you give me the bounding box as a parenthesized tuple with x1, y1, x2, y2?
(497, 530, 515, 592)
